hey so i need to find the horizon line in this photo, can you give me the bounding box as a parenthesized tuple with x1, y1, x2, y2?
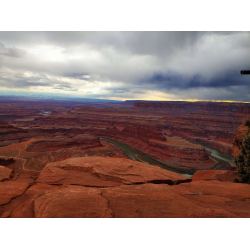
(0, 94, 249, 104)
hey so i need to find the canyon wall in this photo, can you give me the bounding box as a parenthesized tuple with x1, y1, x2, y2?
(122, 125, 167, 142)
(1, 98, 248, 174)
(133, 101, 250, 114)
(232, 124, 250, 157)
(96, 125, 219, 173)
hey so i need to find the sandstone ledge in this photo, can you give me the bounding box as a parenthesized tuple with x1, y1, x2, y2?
(192, 170, 238, 182)
(5, 181, 250, 218)
(0, 157, 250, 218)
(0, 165, 13, 182)
(36, 156, 191, 186)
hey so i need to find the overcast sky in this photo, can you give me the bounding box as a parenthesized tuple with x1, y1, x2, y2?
(0, 31, 249, 102)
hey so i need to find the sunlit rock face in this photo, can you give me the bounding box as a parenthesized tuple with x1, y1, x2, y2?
(0, 156, 249, 218)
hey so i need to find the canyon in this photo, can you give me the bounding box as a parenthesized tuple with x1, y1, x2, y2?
(1, 98, 249, 175)
(0, 97, 249, 217)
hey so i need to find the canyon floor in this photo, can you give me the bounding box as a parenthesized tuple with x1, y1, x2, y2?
(0, 97, 250, 218)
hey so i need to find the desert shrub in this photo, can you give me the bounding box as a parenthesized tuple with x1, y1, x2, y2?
(234, 131, 250, 183)
(233, 177, 240, 183)
(244, 120, 250, 127)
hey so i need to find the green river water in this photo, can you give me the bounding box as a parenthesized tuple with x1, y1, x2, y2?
(100, 137, 192, 178)
(193, 142, 235, 166)
(100, 137, 235, 178)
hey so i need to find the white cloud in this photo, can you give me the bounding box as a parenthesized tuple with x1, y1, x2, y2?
(0, 31, 249, 101)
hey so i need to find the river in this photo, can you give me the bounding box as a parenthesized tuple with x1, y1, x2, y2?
(193, 142, 235, 166)
(100, 137, 193, 178)
(100, 137, 235, 178)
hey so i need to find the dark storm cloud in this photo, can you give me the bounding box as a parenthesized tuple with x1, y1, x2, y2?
(63, 73, 90, 81)
(172, 85, 250, 102)
(142, 69, 250, 90)
(110, 31, 203, 57)
(0, 31, 249, 101)
(139, 72, 184, 88)
(52, 82, 78, 91)
(0, 31, 239, 56)
(105, 86, 146, 94)
(0, 77, 51, 88)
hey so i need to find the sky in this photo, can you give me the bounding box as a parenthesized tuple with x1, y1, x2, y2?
(0, 31, 249, 102)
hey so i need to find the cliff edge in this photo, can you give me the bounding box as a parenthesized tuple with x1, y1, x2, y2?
(1, 156, 250, 218)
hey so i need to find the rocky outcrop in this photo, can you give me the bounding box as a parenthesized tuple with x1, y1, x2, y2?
(0, 135, 129, 174)
(133, 101, 250, 114)
(232, 124, 250, 157)
(0, 181, 30, 205)
(0, 120, 16, 130)
(1, 156, 250, 218)
(169, 180, 250, 218)
(33, 186, 114, 218)
(192, 169, 238, 182)
(26, 134, 102, 152)
(36, 157, 191, 186)
(237, 106, 250, 115)
(0, 120, 28, 146)
(0, 166, 13, 182)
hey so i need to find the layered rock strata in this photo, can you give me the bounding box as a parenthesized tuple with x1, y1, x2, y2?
(26, 134, 101, 152)
(232, 124, 250, 157)
(101, 126, 218, 173)
(0, 166, 13, 182)
(122, 125, 167, 142)
(0, 157, 250, 218)
(133, 101, 250, 114)
(1, 99, 249, 174)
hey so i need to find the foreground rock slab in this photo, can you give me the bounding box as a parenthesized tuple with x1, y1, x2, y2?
(0, 165, 13, 182)
(192, 170, 238, 182)
(169, 180, 250, 217)
(8, 182, 249, 218)
(232, 124, 250, 157)
(0, 181, 30, 205)
(101, 183, 236, 218)
(8, 184, 113, 218)
(1, 157, 250, 218)
(36, 156, 191, 186)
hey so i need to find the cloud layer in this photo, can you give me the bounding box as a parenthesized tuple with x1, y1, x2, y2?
(0, 31, 249, 101)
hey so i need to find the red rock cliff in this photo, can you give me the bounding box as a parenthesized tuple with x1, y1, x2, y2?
(133, 101, 250, 114)
(232, 124, 250, 157)
(122, 125, 167, 142)
(1, 156, 250, 218)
